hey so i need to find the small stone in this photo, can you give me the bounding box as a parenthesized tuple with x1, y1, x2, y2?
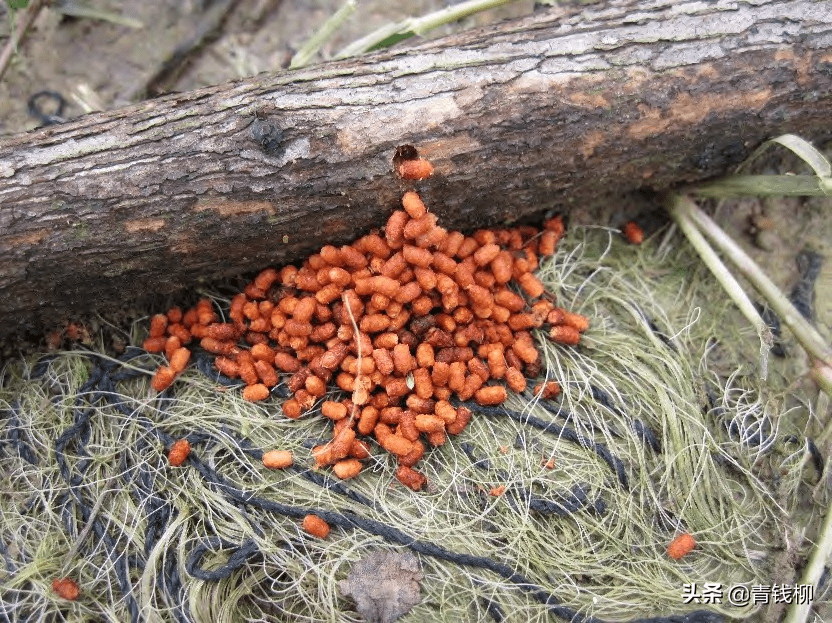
(339, 551, 422, 623)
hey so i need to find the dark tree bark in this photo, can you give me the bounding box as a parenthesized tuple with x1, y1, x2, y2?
(0, 0, 830, 342)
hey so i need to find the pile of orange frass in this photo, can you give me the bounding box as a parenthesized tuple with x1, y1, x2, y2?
(143, 173, 589, 490)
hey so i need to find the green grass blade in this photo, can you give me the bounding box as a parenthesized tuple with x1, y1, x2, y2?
(336, 0, 518, 58)
(290, 0, 358, 69)
(768, 134, 831, 178)
(691, 175, 828, 198)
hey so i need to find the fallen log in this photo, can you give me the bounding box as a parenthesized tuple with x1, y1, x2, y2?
(0, 0, 830, 343)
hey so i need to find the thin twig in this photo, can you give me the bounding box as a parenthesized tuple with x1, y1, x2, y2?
(671, 194, 832, 371)
(289, 0, 357, 69)
(690, 175, 831, 198)
(782, 498, 832, 623)
(342, 291, 362, 426)
(336, 0, 516, 58)
(666, 194, 772, 379)
(0, 0, 49, 83)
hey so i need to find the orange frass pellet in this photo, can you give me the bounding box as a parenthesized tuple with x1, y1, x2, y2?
(250, 343, 274, 362)
(282, 398, 302, 419)
(374, 423, 413, 456)
(544, 214, 565, 236)
(508, 313, 537, 331)
(405, 395, 435, 415)
(504, 367, 526, 393)
(313, 428, 356, 466)
(196, 299, 217, 325)
(404, 213, 434, 240)
(169, 347, 191, 374)
(237, 356, 258, 386)
(200, 337, 238, 356)
(494, 288, 524, 312)
(165, 336, 182, 361)
(414, 413, 445, 434)
(402, 245, 433, 268)
(538, 229, 558, 256)
(168, 439, 191, 466)
(214, 356, 239, 378)
(511, 338, 540, 365)
(52, 577, 80, 600)
(486, 348, 507, 379)
(332, 458, 363, 480)
(489, 252, 513, 286)
(397, 158, 434, 180)
(243, 383, 270, 402)
(395, 465, 427, 491)
(360, 313, 391, 334)
(549, 325, 581, 346)
(395, 281, 422, 305)
(322, 400, 348, 420)
(385, 210, 408, 247)
(398, 439, 425, 467)
(349, 439, 372, 460)
(446, 405, 472, 435)
(468, 357, 490, 382)
(560, 310, 590, 333)
(274, 351, 302, 372)
(142, 336, 167, 353)
(305, 373, 327, 397)
(667, 533, 696, 560)
(167, 323, 191, 344)
(474, 385, 507, 406)
(426, 429, 446, 446)
(152, 366, 176, 392)
(166, 307, 183, 324)
(457, 373, 483, 401)
(434, 400, 457, 424)
(392, 343, 415, 375)
(302, 514, 331, 539)
(534, 381, 561, 399)
(206, 323, 239, 341)
(262, 449, 293, 469)
(489, 486, 506, 496)
(412, 367, 433, 399)
(517, 272, 544, 298)
(149, 314, 168, 338)
(473, 243, 501, 267)
(340, 245, 367, 270)
(623, 221, 644, 245)
(358, 233, 391, 259)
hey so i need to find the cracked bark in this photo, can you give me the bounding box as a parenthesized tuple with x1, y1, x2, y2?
(0, 0, 830, 342)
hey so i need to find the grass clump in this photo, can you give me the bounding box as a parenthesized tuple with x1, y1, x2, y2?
(0, 222, 823, 622)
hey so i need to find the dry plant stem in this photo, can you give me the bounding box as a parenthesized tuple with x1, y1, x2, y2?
(742, 134, 832, 178)
(667, 194, 772, 379)
(691, 175, 830, 198)
(342, 290, 361, 425)
(52, 1, 143, 28)
(671, 194, 832, 373)
(289, 0, 357, 69)
(335, 0, 516, 57)
(0, 0, 48, 82)
(782, 499, 832, 623)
